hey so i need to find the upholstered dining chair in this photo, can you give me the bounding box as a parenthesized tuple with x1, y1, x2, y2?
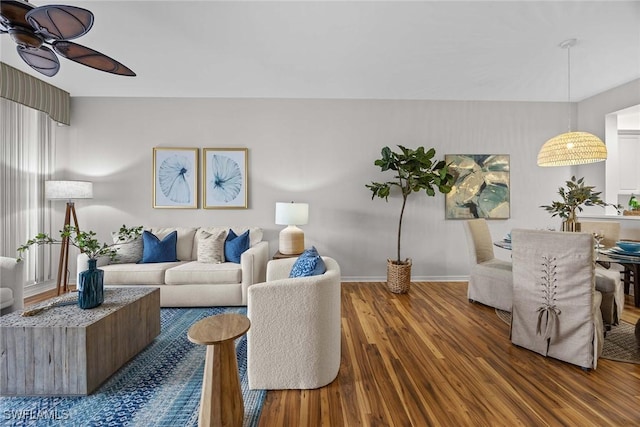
(464, 219, 513, 311)
(579, 221, 624, 326)
(510, 230, 604, 370)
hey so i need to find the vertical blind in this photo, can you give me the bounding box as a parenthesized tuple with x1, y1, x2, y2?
(0, 98, 55, 286)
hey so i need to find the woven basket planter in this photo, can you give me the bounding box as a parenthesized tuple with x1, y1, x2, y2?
(386, 259, 412, 294)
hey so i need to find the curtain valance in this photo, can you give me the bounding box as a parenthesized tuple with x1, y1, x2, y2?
(0, 62, 70, 125)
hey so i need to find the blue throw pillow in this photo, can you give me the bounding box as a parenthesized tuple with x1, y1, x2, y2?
(289, 246, 327, 278)
(225, 229, 250, 263)
(141, 230, 178, 263)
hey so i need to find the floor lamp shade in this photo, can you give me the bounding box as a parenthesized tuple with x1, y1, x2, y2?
(275, 202, 309, 255)
(45, 180, 93, 200)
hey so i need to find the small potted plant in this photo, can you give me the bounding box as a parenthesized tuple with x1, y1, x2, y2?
(540, 176, 617, 231)
(18, 224, 143, 308)
(366, 145, 454, 293)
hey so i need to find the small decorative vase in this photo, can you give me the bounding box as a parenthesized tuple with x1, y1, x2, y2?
(78, 259, 104, 309)
(562, 210, 581, 232)
(386, 259, 412, 294)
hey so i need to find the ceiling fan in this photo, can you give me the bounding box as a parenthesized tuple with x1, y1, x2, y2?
(0, 0, 135, 77)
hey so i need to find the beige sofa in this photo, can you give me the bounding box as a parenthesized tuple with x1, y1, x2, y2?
(77, 226, 268, 307)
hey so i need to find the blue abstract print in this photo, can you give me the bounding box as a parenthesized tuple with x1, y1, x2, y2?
(158, 154, 192, 203)
(210, 155, 242, 203)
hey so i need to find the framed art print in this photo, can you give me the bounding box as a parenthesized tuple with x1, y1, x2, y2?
(152, 147, 198, 209)
(444, 154, 510, 219)
(203, 148, 248, 209)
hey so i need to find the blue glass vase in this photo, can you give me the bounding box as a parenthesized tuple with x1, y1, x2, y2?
(78, 259, 104, 309)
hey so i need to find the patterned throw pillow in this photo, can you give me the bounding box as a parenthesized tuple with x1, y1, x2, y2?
(289, 246, 326, 278)
(141, 230, 179, 263)
(110, 232, 143, 264)
(197, 230, 226, 263)
(224, 229, 250, 264)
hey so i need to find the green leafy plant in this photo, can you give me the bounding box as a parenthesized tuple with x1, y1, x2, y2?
(17, 224, 143, 262)
(366, 145, 454, 264)
(540, 176, 616, 219)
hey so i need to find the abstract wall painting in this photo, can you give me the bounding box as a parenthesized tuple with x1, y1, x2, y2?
(203, 148, 248, 209)
(153, 147, 198, 209)
(445, 154, 510, 219)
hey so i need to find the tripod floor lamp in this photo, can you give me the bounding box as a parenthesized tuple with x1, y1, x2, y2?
(45, 180, 93, 295)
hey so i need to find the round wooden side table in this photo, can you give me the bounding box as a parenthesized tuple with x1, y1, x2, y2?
(187, 313, 251, 427)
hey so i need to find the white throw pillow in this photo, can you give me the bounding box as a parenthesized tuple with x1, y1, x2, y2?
(197, 230, 226, 263)
(110, 232, 143, 264)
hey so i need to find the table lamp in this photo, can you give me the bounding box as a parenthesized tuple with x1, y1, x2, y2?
(45, 180, 93, 294)
(275, 202, 309, 255)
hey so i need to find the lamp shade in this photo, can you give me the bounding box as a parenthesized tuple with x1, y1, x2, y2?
(275, 202, 309, 226)
(45, 180, 93, 200)
(537, 131, 607, 167)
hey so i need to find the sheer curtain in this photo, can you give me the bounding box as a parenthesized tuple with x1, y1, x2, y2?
(1, 98, 55, 292)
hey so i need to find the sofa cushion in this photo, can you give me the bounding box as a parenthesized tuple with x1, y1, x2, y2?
(142, 230, 179, 263)
(193, 227, 263, 259)
(148, 227, 198, 261)
(225, 229, 250, 263)
(101, 262, 184, 285)
(165, 262, 242, 285)
(110, 233, 143, 264)
(290, 246, 327, 278)
(197, 230, 226, 263)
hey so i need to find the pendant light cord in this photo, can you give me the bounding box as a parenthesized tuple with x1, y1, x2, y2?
(566, 42, 571, 133)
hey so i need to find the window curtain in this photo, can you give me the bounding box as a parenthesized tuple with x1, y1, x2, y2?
(0, 98, 55, 288)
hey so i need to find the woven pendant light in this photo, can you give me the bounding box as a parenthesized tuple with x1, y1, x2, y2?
(537, 39, 607, 167)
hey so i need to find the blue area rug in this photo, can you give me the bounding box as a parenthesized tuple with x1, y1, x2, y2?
(0, 307, 266, 426)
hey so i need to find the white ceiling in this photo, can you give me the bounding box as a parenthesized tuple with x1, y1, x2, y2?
(1, 0, 639, 101)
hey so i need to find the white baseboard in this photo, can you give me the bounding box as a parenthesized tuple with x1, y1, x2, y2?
(23, 281, 56, 298)
(341, 276, 469, 282)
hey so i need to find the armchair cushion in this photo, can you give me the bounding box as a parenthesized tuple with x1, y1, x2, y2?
(290, 246, 326, 277)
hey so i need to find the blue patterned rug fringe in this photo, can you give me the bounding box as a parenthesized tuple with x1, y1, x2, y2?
(0, 307, 266, 427)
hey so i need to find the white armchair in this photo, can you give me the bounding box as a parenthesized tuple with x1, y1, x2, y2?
(0, 256, 24, 315)
(247, 256, 341, 390)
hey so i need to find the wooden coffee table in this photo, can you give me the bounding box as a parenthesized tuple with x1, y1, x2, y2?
(188, 313, 251, 427)
(0, 287, 160, 396)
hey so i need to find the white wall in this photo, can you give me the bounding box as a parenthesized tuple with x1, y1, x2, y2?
(53, 94, 633, 281)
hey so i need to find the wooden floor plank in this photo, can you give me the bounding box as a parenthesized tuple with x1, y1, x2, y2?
(258, 281, 640, 426)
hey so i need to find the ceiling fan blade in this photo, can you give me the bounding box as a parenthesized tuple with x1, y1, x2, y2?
(16, 45, 60, 77)
(0, 0, 34, 29)
(53, 40, 136, 76)
(26, 5, 93, 41)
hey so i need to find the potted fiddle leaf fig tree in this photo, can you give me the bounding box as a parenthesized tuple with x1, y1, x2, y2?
(366, 145, 454, 294)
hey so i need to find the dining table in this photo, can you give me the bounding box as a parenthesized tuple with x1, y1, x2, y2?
(494, 239, 640, 307)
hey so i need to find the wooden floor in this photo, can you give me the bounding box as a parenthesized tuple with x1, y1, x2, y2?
(24, 283, 640, 425)
(258, 282, 640, 427)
